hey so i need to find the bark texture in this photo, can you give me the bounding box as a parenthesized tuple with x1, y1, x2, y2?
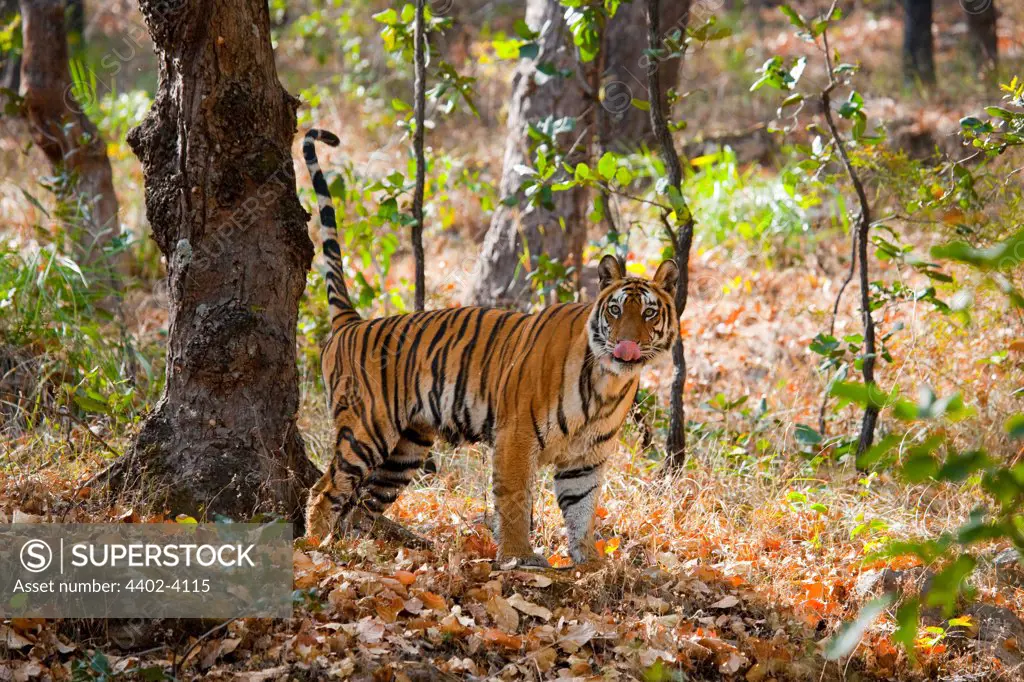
(599, 0, 689, 152)
(19, 0, 126, 284)
(123, 0, 319, 522)
(902, 0, 935, 86)
(467, 0, 588, 308)
(963, 0, 997, 71)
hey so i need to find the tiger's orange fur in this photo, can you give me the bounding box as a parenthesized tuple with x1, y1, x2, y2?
(303, 129, 678, 566)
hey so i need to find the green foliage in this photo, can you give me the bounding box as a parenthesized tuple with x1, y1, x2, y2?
(558, 0, 621, 63)
(524, 253, 577, 305)
(94, 90, 152, 146)
(0, 244, 162, 432)
(960, 76, 1024, 154)
(763, 5, 1024, 656)
(684, 148, 817, 247)
(71, 650, 166, 681)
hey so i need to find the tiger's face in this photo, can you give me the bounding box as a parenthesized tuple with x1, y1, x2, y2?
(588, 255, 678, 374)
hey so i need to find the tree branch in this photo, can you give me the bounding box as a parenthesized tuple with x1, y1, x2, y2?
(646, 0, 694, 467)
(819, 3, 878, 454)
(412, 0, 427, 311)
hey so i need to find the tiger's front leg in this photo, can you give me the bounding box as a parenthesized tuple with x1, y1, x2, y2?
(492, 431, 548, 568)
(554, 461, 606, 565)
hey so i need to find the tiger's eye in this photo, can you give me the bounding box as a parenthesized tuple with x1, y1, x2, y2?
(643, 308, 657, 320)
(608, 304, 621, 317)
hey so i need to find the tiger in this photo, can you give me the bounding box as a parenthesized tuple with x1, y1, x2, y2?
(302, 129, 679, 566)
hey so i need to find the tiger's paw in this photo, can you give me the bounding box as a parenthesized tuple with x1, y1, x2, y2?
(496, 551, 551, 570)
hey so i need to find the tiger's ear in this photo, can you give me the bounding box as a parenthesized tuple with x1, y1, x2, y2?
(653, 260, 678, 296)
(598, 254, 624, 291)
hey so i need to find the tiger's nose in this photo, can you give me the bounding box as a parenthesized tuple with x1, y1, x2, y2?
(613, 340, 642, 361)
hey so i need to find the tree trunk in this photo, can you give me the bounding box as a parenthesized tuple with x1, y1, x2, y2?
(599, 0, 689, 152)
(962, 0, 997, 71)
(467, 0, 588, 308)
(19, 0, 126, 287)
(121, 0, 320, 523)
(902, 0, 935, 86)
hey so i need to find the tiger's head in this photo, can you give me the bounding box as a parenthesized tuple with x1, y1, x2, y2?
(588, 254, 678, 374)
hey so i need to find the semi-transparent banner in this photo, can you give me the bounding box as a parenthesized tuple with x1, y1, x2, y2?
(0, 523, 292, 618)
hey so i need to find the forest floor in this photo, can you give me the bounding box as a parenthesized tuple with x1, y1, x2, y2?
(4, 1, 1024, 680)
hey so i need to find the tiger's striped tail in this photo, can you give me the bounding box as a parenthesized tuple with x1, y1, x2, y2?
(303, 129, 360, 329)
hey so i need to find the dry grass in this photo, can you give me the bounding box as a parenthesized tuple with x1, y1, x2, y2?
(3, 1, 1024, 678)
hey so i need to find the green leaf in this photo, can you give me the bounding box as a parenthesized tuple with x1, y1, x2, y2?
(574, 162, 591, 180)
(926, 555, 976, 617)
(630, 98, 651, 111)
(779, 5, 808, 31)
(391, 98, 410, 112)
(936, 450, 991, 483)
(838, 91, 864, 118)
(780, 92, 804, 110)
(372, 8, 398, 24)
(73, 390, 109, 414)
(825, 595, 894, 660)
(893, 599, 920, 655)
(902, 453, 939, 483)
(1005, 414, 1024, 439)
(931, 228, 1024, 270)
(614, 166, 633, 186)
(519, 42, 539, 60)
(597, 152, 617, 180)
(857, 434, 901, 469)
(513, 18, 539, 40)
(829, 381, 893, 410)
(794, 423, 822, 446)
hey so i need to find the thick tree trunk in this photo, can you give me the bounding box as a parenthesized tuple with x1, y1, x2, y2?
(19, 0, 126, 287)
(962, 0, 997, 71)
(121, 0, 319, 523)
(467, 0, 588, 308)
(599, 0, 689, 152)
(902, 0, 935, 86)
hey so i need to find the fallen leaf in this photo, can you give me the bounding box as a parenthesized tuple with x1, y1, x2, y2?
(482, 628, 523, 650)
(559, 621, 596, 653)
(486, 595, 519, 632)
(11, 510, 43, 524)
(529, 646, 558, 672)
(548, 554, 573, 569)
(0, 625, 33, 650)
(710, 595, 739, 609)
(419, 591, 447, 612)
(393, 570, 417, 586)
(508, 593, 552, 621)
(355, 618, 385, 644)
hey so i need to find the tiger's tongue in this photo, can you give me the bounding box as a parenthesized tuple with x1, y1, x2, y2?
(613, 340, 642, 362)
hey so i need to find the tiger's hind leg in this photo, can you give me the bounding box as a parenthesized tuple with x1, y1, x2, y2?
(306, 423, 393, 543)
(350, 431, 434, 549)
